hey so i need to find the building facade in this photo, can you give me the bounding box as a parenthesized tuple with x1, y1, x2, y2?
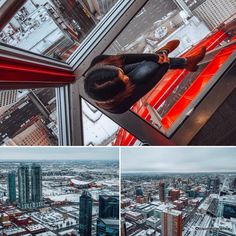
(85, 0, 119, 18)
(99, 195, 119, 219)
(96, 218, 119, 236)
(18, 164, 30, 209)
(159, 182, 165, 202)
(31, 163, 43, 207)
(7, 171, 16, 203)
(193, 0, 236, 29)
(162, 209, 182, 236)
(5, 117, 56, 146)
(0, 90, 17, 108)
(79, 190, 93, 236)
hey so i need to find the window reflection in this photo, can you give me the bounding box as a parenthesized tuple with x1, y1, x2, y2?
(0, 0, 119, 61)
(0, 88, 58, 146)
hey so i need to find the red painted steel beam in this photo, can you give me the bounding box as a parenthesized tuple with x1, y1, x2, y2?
(0, 55, 76, 89)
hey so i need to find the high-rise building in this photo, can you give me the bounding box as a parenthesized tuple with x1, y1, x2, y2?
(136, 195, 148, 204)
(0, 90, 17, 108)
(162, 209, 182, 236)
(159, 182, 165, 202)
(169, 189, 180, 202)
(135, 186, 143, 197)
(4, 117, 55, 146)
(18, 164, 30, 209)
(207, 177, 212, 189)
(218, 195, 236, 219)
(193, 0, 236, 29)
(31, 163, 42, 207)
(52, 0, 95, 40)
(79, 190, 93, 236)
(85, 0, 119, 18)
(96, 218, 119, 236)
(99, 195, 119, 219)
(7, 171, 16, 203)
(213, 177, 220, 194)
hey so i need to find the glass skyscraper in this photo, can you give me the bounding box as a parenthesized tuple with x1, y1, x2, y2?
(79, 190, 93, 236)
(7, 171, 16, 203)
(99, 195, 119, 219)
(96, 218, 119, 236)
(18, 164, 30, 209)
(17, 163, 43, 209)
(31, 163, 42, 207)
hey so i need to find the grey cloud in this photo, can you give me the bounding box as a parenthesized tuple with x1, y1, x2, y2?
(121, 147, 236, 172)
(0, 147, 119, 161)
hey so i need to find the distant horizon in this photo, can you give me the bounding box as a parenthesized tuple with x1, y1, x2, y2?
(123, 170, 236, 174)
(0, 147, 119, 161)
(0, 159, 118, 162)
(121, 147, 236, 172)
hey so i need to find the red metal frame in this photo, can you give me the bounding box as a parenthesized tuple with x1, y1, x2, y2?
(161, 43, 236, 129)
(0, 55, 76, 89)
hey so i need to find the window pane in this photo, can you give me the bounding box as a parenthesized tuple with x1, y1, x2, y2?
(82, 98, 119, 146)
(105, 0, 236, 137)
(106, 0, 180, 54)
(0, 88, 58, 146)
(0, 0, 119, 61)
(82, 99, 145, 146)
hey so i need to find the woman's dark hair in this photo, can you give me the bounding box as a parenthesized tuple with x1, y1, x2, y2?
(84, 65, 126, 101)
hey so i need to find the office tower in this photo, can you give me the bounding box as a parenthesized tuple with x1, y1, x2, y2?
(136, 195, 148, 204)
(218, 196, 236, 219)
(162, 209, 182, 236)
(213, 177, 220, 194)
(135, 186, 143, 196)
(99, 195, 119, 219)
(4, 117, 55, 146)
(169, 189, 180, 202)
(31, 163, 42, 207)
(79, 190, 93, 236)
(159, 182, 165, 202)
(193, 0, 236, 29)
(18, 164, 30, 209)
(85, 0, 119, 17)
(207, 177, 212, 189)
(7, 171, 16, 203)
(52, 0, 95, 39)
(96, 218, 119, 236)
(0, 90, 17, 108)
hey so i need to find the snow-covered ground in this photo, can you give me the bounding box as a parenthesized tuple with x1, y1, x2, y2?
(47, 193, 80, 203)
(82, 100, 119, 146)
(30, 210, 77, 230)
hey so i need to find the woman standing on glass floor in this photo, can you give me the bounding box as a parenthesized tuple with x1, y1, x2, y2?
(84, 40, 206, 114)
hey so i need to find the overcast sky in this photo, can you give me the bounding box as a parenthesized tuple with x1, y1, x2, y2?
(0, 147, 119, 161)
(121, 147, 236, 173)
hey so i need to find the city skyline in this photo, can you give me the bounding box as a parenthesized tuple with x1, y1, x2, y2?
(1, 155, 119, 235)
(122, 147, 236, 173)
(121, 166, 236, 236)
(0, 147, 119, 161)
